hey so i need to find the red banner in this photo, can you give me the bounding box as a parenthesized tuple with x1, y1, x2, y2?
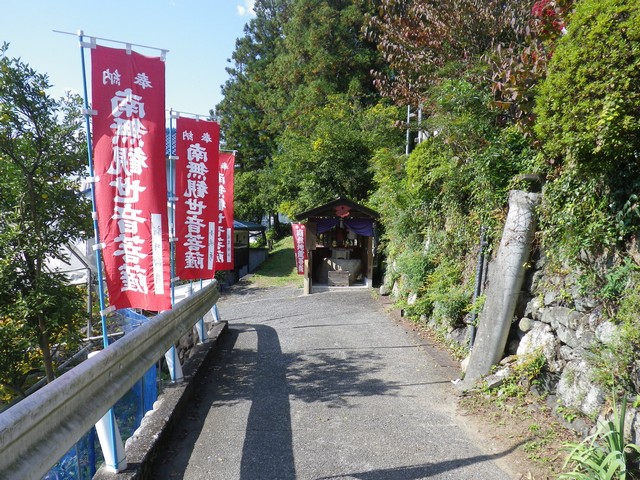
(291, 223, 306, 275)
(215, 152, 235, 271)
(174, 117, 220, 280)
(91, 45, 170, 311)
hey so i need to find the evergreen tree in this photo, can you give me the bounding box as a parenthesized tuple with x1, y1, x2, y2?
(271, 95, 402, 216)
(218, 0, 383, 223)
(263, 0, 381, 133)
(217, 0, 291, 172)
(216, 0, 292, 224)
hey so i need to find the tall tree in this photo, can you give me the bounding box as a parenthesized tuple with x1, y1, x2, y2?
(263, 0, 381, 132)
(0, 45, 90, 387)
(217, 0, 292, 171)
(271, 95, 402, 216)
(216, 0, 292, 223)
(218, 0, 383, 224)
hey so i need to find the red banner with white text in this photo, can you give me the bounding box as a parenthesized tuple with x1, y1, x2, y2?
(215, 152, 235, 271)
(174, 117, 220, 280)
(91, 45, 170, 311)
(291, 223, 307, 275)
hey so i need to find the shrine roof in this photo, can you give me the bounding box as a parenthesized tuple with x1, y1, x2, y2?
(234, 219, 265, 231)
(294, 197, 379, 221)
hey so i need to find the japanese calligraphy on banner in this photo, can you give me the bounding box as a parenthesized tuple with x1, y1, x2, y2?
(215, 152, 235, 271)
(174, 117, 220, 280)
(291, 223, 307, 275)
(91, 45, 170, 311)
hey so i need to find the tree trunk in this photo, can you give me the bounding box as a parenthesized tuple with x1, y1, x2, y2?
(38, 314, 56, 383)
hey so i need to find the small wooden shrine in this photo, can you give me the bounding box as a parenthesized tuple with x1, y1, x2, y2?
(294, 197, 379, 294)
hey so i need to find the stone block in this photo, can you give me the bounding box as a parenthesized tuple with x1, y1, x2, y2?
(407, 292, 418, 305)
(328, 270, 350, 286)
(517, 322, 561, 372)
(595, 321, 619, 345)
(556, 324, 579, 349)
(557, 359, 605, 417)
(518, 317, 535, 333)
(540, 306, 582, 330)
(524, 296, 543, 320)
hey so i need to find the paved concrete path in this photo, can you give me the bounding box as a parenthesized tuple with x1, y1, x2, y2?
(151, 284, 516, 479)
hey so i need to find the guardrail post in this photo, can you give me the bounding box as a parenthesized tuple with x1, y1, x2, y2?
(165, 345, 184, 382)
(88, 351, 127, 472)
(194, 280, 208, 343)
(195, 317, 208, 343)
(95, 409, 127, 472)
(211, 303, 221, 324)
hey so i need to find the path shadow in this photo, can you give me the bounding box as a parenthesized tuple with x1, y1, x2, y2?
(212, 327, 405, 406)
(316, 442, 526, 479)
(231, 323, 406, 477)
(239, 323, 295, 479)
(148, 328, 242, 479)
(285, 349, 401, 408)
(219, 278, 273, 298)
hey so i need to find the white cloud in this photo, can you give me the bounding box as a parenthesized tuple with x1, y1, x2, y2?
(237, 0, 256, 17)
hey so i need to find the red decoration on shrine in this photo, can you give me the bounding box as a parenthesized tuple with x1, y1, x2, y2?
(334, 205, 351, 218)
(291, 223, 307, 275)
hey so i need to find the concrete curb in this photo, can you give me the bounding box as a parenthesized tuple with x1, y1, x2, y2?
(94, 321, 228, 480)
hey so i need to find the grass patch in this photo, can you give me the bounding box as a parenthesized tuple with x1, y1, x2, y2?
(249, 236, 304, 289)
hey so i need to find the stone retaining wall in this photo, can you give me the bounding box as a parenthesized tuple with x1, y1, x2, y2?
(383, 238, 640, 440)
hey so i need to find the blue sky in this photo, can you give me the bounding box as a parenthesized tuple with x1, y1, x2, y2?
(0, 0, 256, 115)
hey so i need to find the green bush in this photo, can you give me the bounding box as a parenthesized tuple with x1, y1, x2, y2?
(594, 271, 640, 392)
(599, 259, 638, 303)
(535, 0, 640, 261)
(378, 73, 538, 332)
(535, 0, 640, 167)
(394, 248, 434, 294)
(424, 259, 470, 327)
(539, 166, 623, 260)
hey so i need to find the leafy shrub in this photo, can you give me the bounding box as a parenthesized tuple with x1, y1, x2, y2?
(560, 395, 640, 479)
(535, 0, 640, 168)
(594, 272, 640, 393)
(535, 0, 640, 261)
(599, 259, 638, 303)
(394, 248, 434, 294)
(424, 259, 470, 327)
(380, 73, 539, 333)
(539, 166, 624, 260)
